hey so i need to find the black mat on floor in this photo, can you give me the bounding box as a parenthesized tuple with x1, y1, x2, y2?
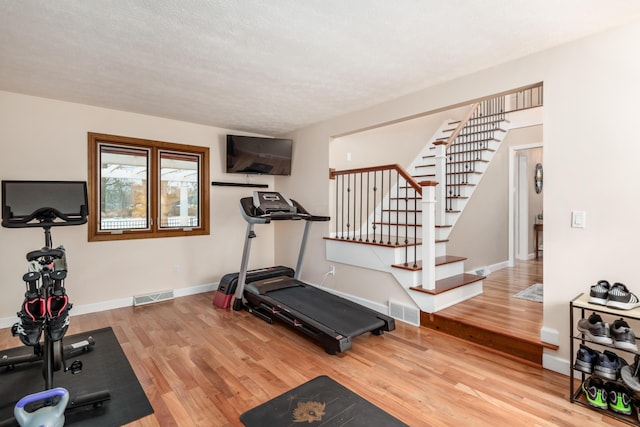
(240, 375, 408, 427)
(0, 327, 153, 426)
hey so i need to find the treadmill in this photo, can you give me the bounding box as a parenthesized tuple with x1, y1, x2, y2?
(232, 191, 395, 354)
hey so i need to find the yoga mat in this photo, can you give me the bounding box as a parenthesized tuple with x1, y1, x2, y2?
(241, 375, 408, 427)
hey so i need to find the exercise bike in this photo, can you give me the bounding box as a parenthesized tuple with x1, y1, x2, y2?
(0, 180, 110, 426)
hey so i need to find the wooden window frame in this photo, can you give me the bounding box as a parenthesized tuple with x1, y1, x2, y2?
(88, 132, 210, 242)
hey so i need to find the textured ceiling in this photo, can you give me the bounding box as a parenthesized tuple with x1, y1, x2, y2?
(2, 1, 640, 136)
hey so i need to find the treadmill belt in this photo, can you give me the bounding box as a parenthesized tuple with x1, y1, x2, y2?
(265, 283, 386, 337)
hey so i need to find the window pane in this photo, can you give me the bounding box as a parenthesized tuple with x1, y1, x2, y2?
(159, 151, 200, 229)
(99, 144, 149, 231)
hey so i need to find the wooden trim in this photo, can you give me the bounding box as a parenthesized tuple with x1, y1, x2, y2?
(444, 102, 479, 150)
(329, 163, 422, 194)
(87, 132, 210, 242)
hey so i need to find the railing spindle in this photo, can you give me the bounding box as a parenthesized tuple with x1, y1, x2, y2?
(395, 170, 400, 246)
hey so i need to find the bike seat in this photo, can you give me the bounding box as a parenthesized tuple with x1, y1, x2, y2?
(26, 248, 64, 262)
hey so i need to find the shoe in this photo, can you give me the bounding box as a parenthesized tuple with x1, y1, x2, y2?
(578, 312, 613, 345)
(607, 283, 640, 310)
(45, 292, 71, 342)
(594, 350, 627, 381)
(589, 280, 610, 305)
(604, 382, 632, 415)
(582, 376, 608, 410)
(612, 318, 638, 351)
(13, 293, 46, 346)
(574, 344, 601, 374)
(621, 355, 640, 392)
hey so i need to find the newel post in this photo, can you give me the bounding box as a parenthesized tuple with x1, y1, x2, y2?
(433, 141, 447, 226)
(420, 181, 438, 291)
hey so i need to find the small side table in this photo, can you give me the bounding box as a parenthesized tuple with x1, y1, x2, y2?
(534, 223, 543, 259)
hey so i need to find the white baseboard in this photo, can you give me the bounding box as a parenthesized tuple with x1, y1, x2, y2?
(0, 282, 219, 329)
(543, 352, 570, 376)
(540, 326, 559, 346)
(467, 260, 510, 277)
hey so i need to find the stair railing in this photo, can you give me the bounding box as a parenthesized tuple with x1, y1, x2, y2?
(437, 97, 508, 219)
(329, 164, 424, 268)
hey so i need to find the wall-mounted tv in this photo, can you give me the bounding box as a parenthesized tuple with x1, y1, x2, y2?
(226, 135, 293, 176)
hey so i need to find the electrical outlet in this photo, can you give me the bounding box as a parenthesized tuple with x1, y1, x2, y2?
(329, 265, 335, 275)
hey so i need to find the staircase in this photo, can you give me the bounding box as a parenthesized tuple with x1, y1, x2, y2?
(327, 96, 511, 314)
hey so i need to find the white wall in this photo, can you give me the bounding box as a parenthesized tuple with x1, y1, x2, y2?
(279, 18, 640, 371)
(0, 91, 276, 325)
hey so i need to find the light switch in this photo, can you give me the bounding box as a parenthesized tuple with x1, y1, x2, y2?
(572, 211, 586, 228)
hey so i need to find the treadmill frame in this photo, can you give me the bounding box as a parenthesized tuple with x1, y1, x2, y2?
(231, 193, 395, 354)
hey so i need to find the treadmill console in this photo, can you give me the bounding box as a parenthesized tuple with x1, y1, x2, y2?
(252, 192, 297, 215)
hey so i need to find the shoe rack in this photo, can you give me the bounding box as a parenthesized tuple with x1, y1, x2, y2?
(571, 293, 640, 425)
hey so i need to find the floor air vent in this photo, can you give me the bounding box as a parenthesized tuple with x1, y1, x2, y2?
(133, 290, 174, 306)
(388, 301, 420, 326)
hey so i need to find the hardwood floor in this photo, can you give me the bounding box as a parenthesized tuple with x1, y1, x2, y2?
(434, 258, 544, 342)
(0, 271, 627, 426)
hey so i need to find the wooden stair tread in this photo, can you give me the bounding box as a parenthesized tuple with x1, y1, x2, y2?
(445, 159, 489, 165)
(391, 260, 422, 271)
(323, 235, 421, 247)
(390, 254, 467, 272)
(436, 255, 467, 265)
(446, 171, 481, 176)
(373, 222, 422, 227)
(446, 147, 496, 154)
(409, 273, 484, 295)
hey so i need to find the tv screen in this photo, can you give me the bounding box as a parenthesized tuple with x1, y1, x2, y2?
(226, 135, 292, 176)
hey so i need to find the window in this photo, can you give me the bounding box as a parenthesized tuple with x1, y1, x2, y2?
(88, 133, 209, 241)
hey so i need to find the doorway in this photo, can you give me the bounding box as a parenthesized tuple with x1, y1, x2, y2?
(509, 143, 543, 266)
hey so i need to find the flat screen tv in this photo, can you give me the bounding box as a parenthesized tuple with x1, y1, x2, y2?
(226, 135, 292, 176)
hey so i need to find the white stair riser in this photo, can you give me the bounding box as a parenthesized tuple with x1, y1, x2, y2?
(445, 185, 475, 198)
(413, 280, 483, 313)
(436, 227, 451, 241)
(382, 212, 422, 225)
(435, 260, 465, 280)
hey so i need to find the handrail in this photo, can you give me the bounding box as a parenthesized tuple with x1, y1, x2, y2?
(444, 102, 479, 150)
(329, 163, 422, 195)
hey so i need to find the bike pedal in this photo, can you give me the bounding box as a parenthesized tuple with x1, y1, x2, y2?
(68, 360, 83, 374)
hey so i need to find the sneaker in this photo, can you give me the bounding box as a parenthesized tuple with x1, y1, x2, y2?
(594, 350, 627, 380)
(607, 283, 640, 310)
(621, 355, 640, 392)
(12, 294, 46, 346)
(45, 292, 71, 342)
(577, 312, 613, 345)
(582, 376, 608, 410)
(574, 344, 601, 374)
(612, 318, 638, 351)
(589, 280, 610, 305)
(604, 382, 632, 415)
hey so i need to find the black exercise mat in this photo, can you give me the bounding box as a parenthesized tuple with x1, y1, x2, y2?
(0, 327, 153, 426)
(240, 375, 408, 427)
